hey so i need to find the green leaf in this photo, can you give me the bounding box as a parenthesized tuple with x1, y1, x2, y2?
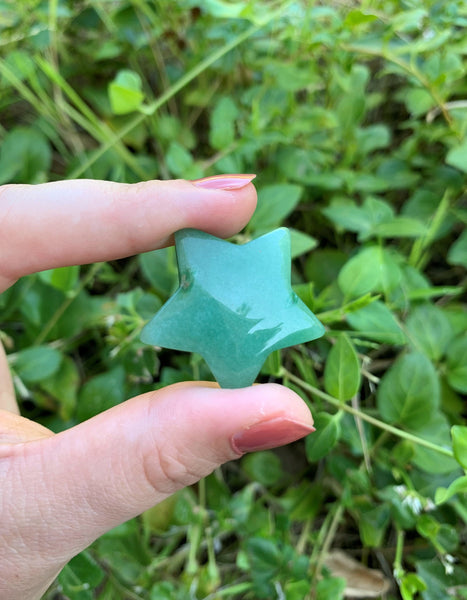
(406, 303, 453, 360)
(13, 345, 62, 383)
(358, 503, 390, 547)
(344, 9, 378, 27)
(404, 87, 434, 116)
(289, 228, 318, 258)
(407, 286, 463, 301)
(411, 412, 459, 474)
(303, 171, 343, 190)
(287, 482, 325, 522)
(324, 334, 361, 401)
(322, 196, 394, 239)
(0, 126, 51, 184)
(39, 265, 80, 293)
(166, 141, 197, 178)
(5, 49, 36, 81)
(285, 580, 313, 600)
(376, 158, 419, 189)
(138, 247, 178, 299)
(64, 551, 105, 586)
(435, 476, 467, 505)
(347, 300, 406, 345)
(249, 184, 303, 231)
(40, 356, 79, 421)
(377, 352, 440, 429)
(58, 551, 105, 600)
(447, 229, 467, 268)
(435, 523, 460, 554)
(371, 216, 428, 238)
(446, 335, 467, 393)
(209, 96, 238, 150)
(322, 197, 369, 233)
(402, 189, 455, 240)
(76, 366, 126, 421)
(416, 559, 467, 600)
(305, 412, 341, 462)
(318, 293, 379, 325)
(392, 8, 427, 32)
(246, 537, 283, 573)
(338, 246, 402, 298)
(108, 69, 144, 115)
(400, 573, 427, 598)
(335, 64, 369, 133)
(446, 140, 467, 174)
(378, 486, 417, 529)
(242, 451, 284, 486)
(355, 124, 391, 155)
(150, 582, 178, 600)
(199, 0, 247, 18)
(315, 577, 346, 600)
(305, 249, 348, 293)
(452, 426, 467, 470)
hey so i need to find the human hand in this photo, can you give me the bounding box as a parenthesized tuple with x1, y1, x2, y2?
(0, 177, 314, 600)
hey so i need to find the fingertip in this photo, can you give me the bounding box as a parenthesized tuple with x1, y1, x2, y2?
(175, 179, 257, 239)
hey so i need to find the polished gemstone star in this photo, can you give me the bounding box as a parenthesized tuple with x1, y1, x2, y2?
(141, 228, 325, 388)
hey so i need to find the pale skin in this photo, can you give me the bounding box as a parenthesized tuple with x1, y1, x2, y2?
(0, 178, 314, 600)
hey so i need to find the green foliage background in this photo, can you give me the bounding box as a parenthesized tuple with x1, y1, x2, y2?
(1, 0, 466, 598)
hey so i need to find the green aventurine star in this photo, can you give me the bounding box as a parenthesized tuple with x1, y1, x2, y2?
(141, 228, 325, 388)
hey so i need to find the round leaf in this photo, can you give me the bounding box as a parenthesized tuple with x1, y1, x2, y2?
(324, 334, 361, 401)
(249, 184, 303, 231)
(371, 216, 427, 238)
(435, 476, 467, 505)
(77, 367, 125, 421)
(347, 300, 406, 345)
(377, 352, 440, 429)
(13, 345, 62, 383)
(108, 69, 144, 115)
(446, 140, 467, 173)
(446, 335, 467, 393)
(406, 303, 453, 360)
(305, 412, 341, 462)
(447, 230, 467, 268)
(338, 246, 402, 298)
(209, 96, 239, 150)
(242, 451, 283, 486)
(452, 425, 467, 470)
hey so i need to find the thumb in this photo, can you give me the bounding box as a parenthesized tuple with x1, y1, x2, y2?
(4, 382, 313, 597)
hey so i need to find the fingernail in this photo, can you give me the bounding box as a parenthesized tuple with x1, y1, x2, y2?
(231, 417, 315, 455)
(191, 174, 256, 190)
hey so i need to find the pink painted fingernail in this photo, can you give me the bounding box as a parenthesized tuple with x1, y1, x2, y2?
(191, 174, 256, 190)
(231, 417, 315, 455)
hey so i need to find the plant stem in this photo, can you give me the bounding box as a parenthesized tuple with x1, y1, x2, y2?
(202, 582, 253, 599)
(36, 57, 148, 180)
(409, 190, 452, 269)
(315, 503, 345, 574)
(69, 1, 295, 179)
(33, 263, 103, 346)
(284, 370, 454, 459)
(296, 517, 312, 555)
(393, 528, 405, 582)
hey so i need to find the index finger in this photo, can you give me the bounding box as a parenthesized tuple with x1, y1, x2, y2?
(0, 177, 257, 292)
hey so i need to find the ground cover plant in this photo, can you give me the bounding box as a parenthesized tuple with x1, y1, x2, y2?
(1, 0, 466, 598)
